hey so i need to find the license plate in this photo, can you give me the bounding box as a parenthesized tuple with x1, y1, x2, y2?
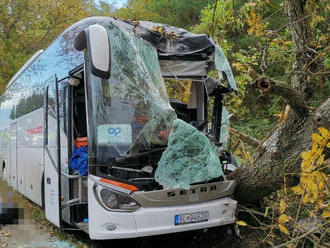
(175, 211, 209, 225)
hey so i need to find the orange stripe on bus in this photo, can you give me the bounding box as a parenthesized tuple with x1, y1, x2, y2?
(99, 178, 139, 191)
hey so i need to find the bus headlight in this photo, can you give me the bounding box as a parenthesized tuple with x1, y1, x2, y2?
(94, 184, 140, 212)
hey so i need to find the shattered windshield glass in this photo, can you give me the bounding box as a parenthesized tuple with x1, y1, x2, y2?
(87, 24, 176, 158)
(155, 119, 223, 189)
(215, 46, 237, 91)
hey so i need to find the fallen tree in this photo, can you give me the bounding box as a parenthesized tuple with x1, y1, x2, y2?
(229, 0, 330, 203)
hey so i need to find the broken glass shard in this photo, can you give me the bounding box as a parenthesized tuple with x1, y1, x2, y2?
(155, 119, 223, 189)
(215, 45, 237, 91)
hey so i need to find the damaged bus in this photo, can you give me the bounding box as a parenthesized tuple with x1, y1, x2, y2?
(0, 17, 238, 239)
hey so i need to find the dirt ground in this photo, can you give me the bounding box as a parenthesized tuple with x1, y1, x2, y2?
(0, 179, 79, 248)
(0, 179, 263, 248)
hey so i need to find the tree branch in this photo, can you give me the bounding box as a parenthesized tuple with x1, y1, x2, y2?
(274, 224, 326, 248)
(255, 76, 309, 115)
(227, 127, 260, 148)
(211, 0, 218, 38)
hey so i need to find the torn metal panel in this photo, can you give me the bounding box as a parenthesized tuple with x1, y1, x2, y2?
(155, 119, 223, 189)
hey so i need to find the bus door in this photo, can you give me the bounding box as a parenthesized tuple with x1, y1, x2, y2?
(43, 75, 62, 227)
(10, 122, 17, 190)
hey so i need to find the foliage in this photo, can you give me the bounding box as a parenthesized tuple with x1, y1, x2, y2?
(236, 128, 329, 247)
(116, 0, 213, 29)
(10, 93, 44, 119)
(0, 0, 92, 93)
(191, 1, 279, 149)
(262, 128, 330, 247)
(191, 0, 329, 163)
(192, 0, 243, 40)
(165, 80, 191, 104)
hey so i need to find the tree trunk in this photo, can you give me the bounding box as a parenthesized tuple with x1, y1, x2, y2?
(230, 99, 330, 203)
(229, 0, 329, 203)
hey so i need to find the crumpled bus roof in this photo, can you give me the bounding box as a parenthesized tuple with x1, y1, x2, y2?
(129, 20, 215, 56)
(70, 17, 237, 91)
(120, 19, 237, 91)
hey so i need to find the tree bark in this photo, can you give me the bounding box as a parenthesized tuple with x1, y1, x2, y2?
(255, 76, 309, 115)
(230, 98, 330, 203)
(229, 0, 328, 203)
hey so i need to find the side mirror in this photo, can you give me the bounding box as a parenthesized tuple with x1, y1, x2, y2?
(74, 24, 110, 79)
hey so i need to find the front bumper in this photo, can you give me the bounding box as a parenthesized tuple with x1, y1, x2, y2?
(88, 185, 236, 239)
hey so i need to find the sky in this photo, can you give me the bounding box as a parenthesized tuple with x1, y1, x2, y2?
(96, 0, 128, 9)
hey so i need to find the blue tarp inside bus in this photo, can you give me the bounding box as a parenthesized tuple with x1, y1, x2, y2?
(70, 146, 88, 176)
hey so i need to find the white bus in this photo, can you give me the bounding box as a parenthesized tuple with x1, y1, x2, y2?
(0, 17, 238, 240)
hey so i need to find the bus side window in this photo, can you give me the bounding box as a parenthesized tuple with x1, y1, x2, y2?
(101, 79, 111, 106)
(58, 83, 68, 135)
(72, 73, 87, 138)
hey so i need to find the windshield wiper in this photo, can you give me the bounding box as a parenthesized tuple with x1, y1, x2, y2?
(116, 147, 165, 162)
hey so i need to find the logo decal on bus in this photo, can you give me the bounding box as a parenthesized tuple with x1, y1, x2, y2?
(108, 127, 122, 137)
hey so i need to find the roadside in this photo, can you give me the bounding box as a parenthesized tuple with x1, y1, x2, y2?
(0, 179, 83, 248)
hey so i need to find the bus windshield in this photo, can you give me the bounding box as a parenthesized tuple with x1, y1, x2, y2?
(86, 24, 176, 160)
